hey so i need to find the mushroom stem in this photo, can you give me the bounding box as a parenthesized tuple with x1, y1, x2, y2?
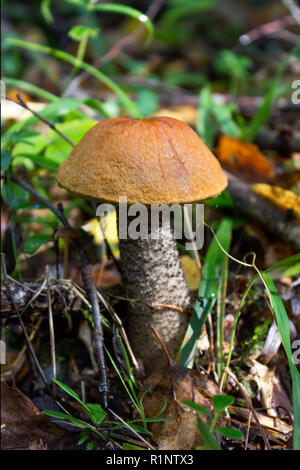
(118, 212, 191, 372)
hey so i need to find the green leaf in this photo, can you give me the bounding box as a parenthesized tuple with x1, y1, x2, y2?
(247, 44, 300, 141)
(122, 443, 145, 450)
(212, 103, 241, 138)
(4, 98, 85, 143)
(44, 119, 97, 167)
(77, 432, 89, 446)
(128, 423, 153, 436)
(214, 50, 252, 81)
(216, 426, 244, 440)
(136, 89, 159, 117)
(197, 418, 221, 450)
(42, 410, 97, 432)
(41, 0, 54, 23)
(204, 190, 234, 209)
(12, 132, 46, 159)
(262, 273, 300, 450)
(269, 254, 300, 270)
(68, 25, 99, 42)
(71, 1, 155, 39)
(178, 218, 233, 367)
(52, 379, 95, 422)
(52, 379, 82, 402)
(182, 400, 211, 417)
(197, 87, 217, 148)
(83, 98, 113, 119)
(2, 179, 29, 209)
(40, 98, 85, 119)
(3, 77, 58, 101)
(1, 151, 11, 172)
(212, 395, 235, 412)
(23, 235, 52, 254)
(6, 37, 142, 118)
(283, 260, 300, 277)
(85, 403, 106, 426)
(86, 441, 98, 450)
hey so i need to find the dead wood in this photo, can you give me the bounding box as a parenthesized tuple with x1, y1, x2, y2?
(226, 172, 300, 252)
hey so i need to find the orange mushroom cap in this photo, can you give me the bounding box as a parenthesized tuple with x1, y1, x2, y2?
(56, 116, 227, 205)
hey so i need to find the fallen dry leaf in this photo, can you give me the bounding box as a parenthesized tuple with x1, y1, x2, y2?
(252, 184, 300, 220)
(142, 362, 226, 450)
(246, 357, 293, 422)
(216, 136, 275, 182)
(229, 406, 292, 443)
(247, 358, 277, 417)
(1, 382, 77, 450)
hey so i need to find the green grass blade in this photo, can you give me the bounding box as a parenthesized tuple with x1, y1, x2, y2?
(42, 410, 105, 439)
(52, 379, 95, 421)
(178, 217, 233, 367)
(197, 87, 217, 148)
(65, 0, 154, 39)
(247, 44, 300, 141)
(6, 38, 142, 118)
(41, 0, 53, 23)
(262, 273, 300, 450)
(3, 77, 58, 101)
(220, 254, 300, 390)
(216, 256, 228, 379)
(197, 418, 221, 450)
(212, 103, 241, 138)
(103, 344, 142, 414)
(87, 3, 154, 39)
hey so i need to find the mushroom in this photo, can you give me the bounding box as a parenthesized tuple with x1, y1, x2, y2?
(56, 117, 227, 372)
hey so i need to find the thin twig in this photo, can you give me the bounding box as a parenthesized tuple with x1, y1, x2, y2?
(3, 317, 42, 382)
(5, 94, 75, 147)
(1, 174, 108, 408)
(239, 15, 295, 45)
(150, 302, 185, 313)
(22, 276, 47, 316)
(63, 0, 165, 97)
(225, 368, 271, 450)
(91, 201, 122, 275)
(150, 325, 172, 365)
(1, 253, 51, 394)
(108, 408, 156, 450)
(97, 290, 138, 370)
(46, 266, 57, 398)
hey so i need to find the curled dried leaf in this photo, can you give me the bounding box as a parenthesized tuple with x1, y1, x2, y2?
(252, 184, 300, 220)
(216, 136, 275, 182)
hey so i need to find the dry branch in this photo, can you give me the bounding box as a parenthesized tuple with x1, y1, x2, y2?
(226, 172, 300, 252)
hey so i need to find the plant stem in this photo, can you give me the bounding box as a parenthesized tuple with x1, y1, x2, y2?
(7, 38, 142, 119)
(216, 257, 228, 381)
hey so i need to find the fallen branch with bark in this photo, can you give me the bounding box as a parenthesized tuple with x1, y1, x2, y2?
(226, 172, 300, 252)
